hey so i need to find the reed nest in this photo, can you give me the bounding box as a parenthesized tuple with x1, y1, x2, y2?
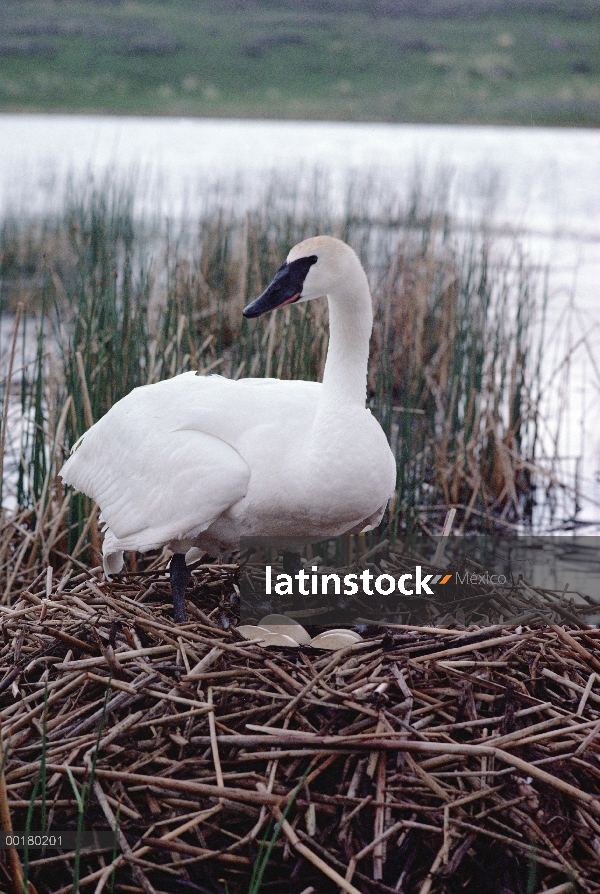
(1, 558, 600, 894)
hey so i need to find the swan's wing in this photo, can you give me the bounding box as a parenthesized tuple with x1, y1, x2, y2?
(59, 371, 317, 554)
(61, 411, 250, 552)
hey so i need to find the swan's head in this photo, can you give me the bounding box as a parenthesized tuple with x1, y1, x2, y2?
(243, 236, 361, 318)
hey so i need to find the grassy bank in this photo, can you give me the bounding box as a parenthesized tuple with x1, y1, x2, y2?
(0, 170, 567, 593)
(0, 0, 599, 125)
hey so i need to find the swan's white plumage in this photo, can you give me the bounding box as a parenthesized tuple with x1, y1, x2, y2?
(60, 236, 397, 576)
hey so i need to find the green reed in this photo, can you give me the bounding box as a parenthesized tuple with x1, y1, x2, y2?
(0, 171, 553, 574)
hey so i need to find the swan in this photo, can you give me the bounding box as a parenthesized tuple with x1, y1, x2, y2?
(60, 236, 397, 622)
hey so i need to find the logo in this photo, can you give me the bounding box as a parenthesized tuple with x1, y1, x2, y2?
(265, 566, 454, 598)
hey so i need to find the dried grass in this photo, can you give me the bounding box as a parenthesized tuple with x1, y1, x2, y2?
(0, 559, 599, 893)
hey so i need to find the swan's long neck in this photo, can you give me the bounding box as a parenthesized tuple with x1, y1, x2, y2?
(322, 269, 373, 407)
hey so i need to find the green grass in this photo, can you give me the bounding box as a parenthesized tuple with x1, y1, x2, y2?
(0, 0, 599, 125)
(0, 167, 565, 581)
(248, 767, 308, 893)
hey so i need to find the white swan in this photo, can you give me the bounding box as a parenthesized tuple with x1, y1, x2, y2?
(60, 236, 397, 621)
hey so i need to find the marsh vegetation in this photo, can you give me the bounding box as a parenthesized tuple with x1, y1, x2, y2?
(0, 166, 593, 894)
(0, 170, 574, 597)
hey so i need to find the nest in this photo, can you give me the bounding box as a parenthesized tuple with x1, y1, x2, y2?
(1, 560, 600, 894)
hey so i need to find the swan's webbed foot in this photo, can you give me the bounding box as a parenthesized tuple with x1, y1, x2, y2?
(170, 553, 190, 623)
(283, 550, 305, 610)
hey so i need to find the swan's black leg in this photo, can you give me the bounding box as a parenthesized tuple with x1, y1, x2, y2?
(283, 551, 305, 610)
(170, 553, 190, 623)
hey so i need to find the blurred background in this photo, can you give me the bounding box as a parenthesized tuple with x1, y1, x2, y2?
(0, 0, 599, 124)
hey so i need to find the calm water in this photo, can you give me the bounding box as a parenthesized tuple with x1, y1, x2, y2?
(2, 114, 599, 522)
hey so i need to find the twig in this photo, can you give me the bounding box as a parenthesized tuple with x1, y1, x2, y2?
(257, 783, 363, 894)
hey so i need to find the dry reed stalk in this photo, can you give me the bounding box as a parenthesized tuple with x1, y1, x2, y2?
(432, 506, 456, 566)
(257, 781, 364, 894)
(0, 724, 37, 894)
(89, 770, 156, 894)
(372, 750, 387, 879)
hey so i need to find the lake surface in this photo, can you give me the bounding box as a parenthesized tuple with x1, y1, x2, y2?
(3, 115, 600, 232)
(2, 114, 599, 523)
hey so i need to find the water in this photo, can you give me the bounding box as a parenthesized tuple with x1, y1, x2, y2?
(3, 115, 599, 231)
(1, 114, 599, 523)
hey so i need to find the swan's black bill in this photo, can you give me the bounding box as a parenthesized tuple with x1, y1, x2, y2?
(243, 255, 318, 318)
